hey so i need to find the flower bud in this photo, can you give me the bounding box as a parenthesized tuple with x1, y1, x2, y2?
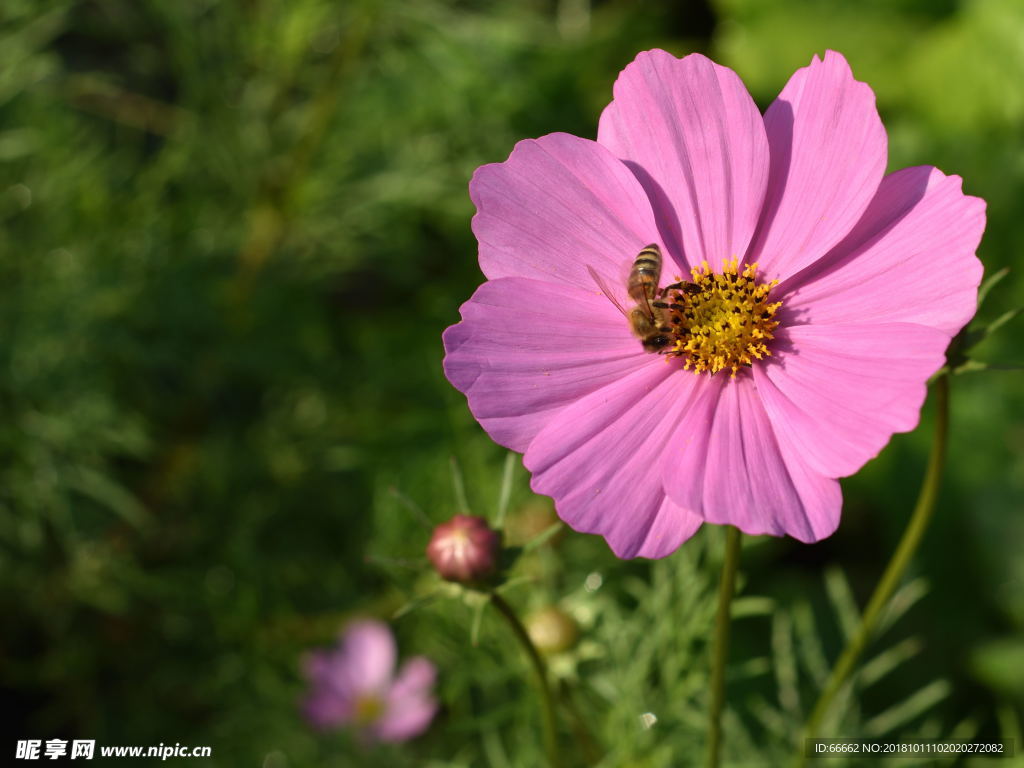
(426, 514, 502, 584)
(525, 606, 579, 655)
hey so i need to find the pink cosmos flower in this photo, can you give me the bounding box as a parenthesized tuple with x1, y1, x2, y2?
(302, 620, 438, 742)
(442, 50, 985, 558)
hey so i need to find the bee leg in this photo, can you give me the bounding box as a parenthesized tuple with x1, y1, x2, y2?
(663, 281, 700, 295)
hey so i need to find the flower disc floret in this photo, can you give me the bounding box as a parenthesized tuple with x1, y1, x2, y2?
(353, 694, 385, 725)
(664, 260, 781, 377)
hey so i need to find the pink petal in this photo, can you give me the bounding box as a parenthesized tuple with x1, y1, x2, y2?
(301, 649, 355, 728)
(301, 688, 352, 730)
(338, 620, 396, 694)
(780, 166, 985, 336)
(471, 132, 662, 291)
(636, 496, 703, 559)
(754, 323, 949, 479)
(598, 50, 769, 273)
(388, 656, 436, 698)
(750, 51, 887, 283)
(443, 277, 648, 452)
(524, 362, 704, 559)
(374, 658, 438, 743)
(662, 376, 841, 542)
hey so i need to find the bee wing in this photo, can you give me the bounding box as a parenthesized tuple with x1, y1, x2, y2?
(585, 265, 629, 319)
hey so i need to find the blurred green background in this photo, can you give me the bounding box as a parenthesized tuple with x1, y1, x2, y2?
(1, 0, 1021, 766)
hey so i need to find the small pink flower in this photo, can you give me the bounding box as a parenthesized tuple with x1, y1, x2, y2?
(302, 620, 437, 743)
(426, 514, 502, 584)
(443, 50, 985, 558)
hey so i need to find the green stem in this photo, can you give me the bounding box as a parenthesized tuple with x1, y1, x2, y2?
(706, 525, 743, 768)
(797, 375, 950, 765)
(490, 592, 561, 768)
(557, 679, 603, 765)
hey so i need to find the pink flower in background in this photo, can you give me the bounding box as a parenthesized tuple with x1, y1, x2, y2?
(302, 620, 437, 742)
(442, 50, 985, 558)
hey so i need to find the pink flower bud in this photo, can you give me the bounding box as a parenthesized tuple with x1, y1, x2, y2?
(426, 514, 502, 584)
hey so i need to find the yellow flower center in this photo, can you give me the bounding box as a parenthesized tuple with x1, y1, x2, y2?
(661, 259, 782, 377)
(353, 694, 385, 725)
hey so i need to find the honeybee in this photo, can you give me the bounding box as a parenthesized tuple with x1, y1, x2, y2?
(588, 244, 699, 353)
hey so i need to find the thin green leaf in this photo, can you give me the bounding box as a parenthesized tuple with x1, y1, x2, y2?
(984, 306, 1022, 337)
(962, 306, 1023, 350)
(392, 592, 440, 620)
(954, 359, 1024, 374)
(877, 577, 929, 636)
(728, 657, 771, 681)
(949, 715, 980, 743)
(821, 679, 856, 736)
(449, 455, 471, 515)
(481, 727, 511, 768)
(470, 600, 486, 647)
(859, 637, 923, 688)
(825, 567, 860, 642)
(68, 467, 149, 528)
(953, 359, 988, 374)
(389, 485, 433, 528)
(722, 710, 762, 765)
(793, 601, 830, 688)
(747, 695, 790, 740)
(996, 703, 1022, 746)
(494, 451, 516, 528)
(731, 596, 775, 618)
(494, 575, 535, 593)
(863, 679, 951, 736)
(522, 521, 564, 552)
(772, 611, 801, 720)
(977, 266, 1009, 307)
(364, 553, 421, 570)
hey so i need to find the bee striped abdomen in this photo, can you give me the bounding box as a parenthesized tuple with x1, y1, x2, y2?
(627, 244, 662, 303)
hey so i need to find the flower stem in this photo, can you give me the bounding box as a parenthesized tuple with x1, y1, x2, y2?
(489, 592, 561, 768)
(557, 679, 603, 765)
(706, 525, 742, 768)
(797, 375, 950, 764)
